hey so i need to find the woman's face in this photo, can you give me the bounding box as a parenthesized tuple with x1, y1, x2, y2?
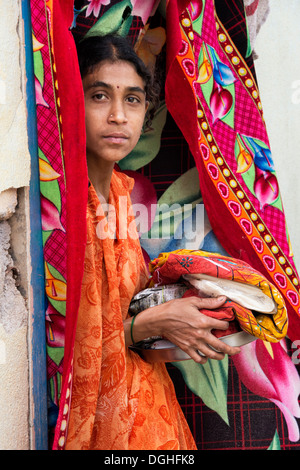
(82, 59, 149, 166)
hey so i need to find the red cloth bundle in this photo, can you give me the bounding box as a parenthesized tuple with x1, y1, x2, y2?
(148, 249, 288, 343)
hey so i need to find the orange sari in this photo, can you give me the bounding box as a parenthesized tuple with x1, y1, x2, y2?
(65, 170, 196, 450)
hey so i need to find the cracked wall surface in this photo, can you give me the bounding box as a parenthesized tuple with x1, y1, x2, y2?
(0, 192, 30, 450)
(0, 219, 27, 335)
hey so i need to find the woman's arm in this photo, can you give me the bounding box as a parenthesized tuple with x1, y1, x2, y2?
(123, 296, 241, 364)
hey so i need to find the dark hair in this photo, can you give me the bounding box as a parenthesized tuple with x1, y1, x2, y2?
(76, 34, 160, 129)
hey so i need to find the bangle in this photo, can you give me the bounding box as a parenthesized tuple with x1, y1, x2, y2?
(130, 315, 137, 345)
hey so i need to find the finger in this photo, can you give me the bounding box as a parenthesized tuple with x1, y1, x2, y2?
(174, 341, 209, 364)
(205, 335, 241, 357)
(187, 348, 209, 364)
(196, 312, 230, 331)
(196, 343, 226, 361)
(222, 344, 241, 356)
(192, 295, 227, 310)
(196, 342, 241, 361)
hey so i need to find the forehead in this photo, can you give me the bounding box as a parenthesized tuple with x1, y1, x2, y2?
(82, 59, 146, 91)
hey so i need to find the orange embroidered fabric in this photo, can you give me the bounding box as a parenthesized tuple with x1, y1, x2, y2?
(65, 170, 196, 450)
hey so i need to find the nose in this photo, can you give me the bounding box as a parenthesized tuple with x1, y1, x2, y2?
(108, 99, 128, 124)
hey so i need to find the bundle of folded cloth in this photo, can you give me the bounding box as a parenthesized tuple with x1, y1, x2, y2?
(129, 249, 288, 350)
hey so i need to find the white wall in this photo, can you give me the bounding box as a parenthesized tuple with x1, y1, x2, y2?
(255, 0, 300, 270)
(0, 1, 31, 449)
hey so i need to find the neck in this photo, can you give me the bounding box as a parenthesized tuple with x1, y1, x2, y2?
(87, 155, 115, 202)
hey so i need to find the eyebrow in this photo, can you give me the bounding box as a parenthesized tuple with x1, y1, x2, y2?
(85, 80, 146, 95)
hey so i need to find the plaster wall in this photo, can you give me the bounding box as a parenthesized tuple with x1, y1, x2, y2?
(0, 0, 299, 451)
(0, 1, 30, 193)
(0, 1, 31, 449)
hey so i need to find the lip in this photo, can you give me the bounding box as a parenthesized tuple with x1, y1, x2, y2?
(103, 133, 129, 144)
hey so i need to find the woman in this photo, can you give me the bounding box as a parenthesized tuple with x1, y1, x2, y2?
(65, 35, 240, 450)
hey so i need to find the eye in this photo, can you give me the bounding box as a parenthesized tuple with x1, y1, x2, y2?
(92, 92, 107, 102)
(126, 96, 141, 104)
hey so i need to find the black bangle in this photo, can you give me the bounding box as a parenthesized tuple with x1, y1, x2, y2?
(130, 315, 137, 345)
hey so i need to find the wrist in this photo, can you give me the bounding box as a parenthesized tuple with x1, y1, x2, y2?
(131, 306, 163, 343)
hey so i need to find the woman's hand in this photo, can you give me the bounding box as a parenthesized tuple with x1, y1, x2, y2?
(124, 296, 241, 364)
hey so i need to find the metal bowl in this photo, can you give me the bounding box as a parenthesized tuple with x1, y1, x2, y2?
(129, 331, 257, 363)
